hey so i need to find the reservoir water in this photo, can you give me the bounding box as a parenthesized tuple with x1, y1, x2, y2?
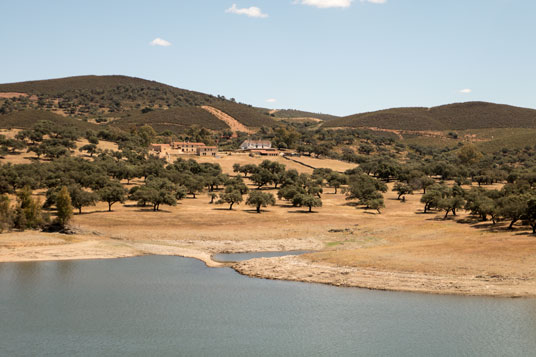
(213, 250, 311, 262)
(1, 256, 535, 356)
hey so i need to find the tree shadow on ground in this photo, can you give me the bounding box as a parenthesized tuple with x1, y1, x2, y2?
(457, 217, 533, 234)
(514, 231, 536, 236)
(425, 216, 452, 221)
(415, 209, 436, 215)
(279, 203, 297, 208)
(287, 210, 319, 214)
(456, 217, 481, 224)
(4, 151, 24, 156)
(135, 208, 172, 213)
(243, 209, 270, 214)
(468, 221, 501, 229)
(75, 211, 98, 215)
(75, 209, 116, 214)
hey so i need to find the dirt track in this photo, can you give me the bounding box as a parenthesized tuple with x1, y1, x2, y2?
(201, 105, 254, 134)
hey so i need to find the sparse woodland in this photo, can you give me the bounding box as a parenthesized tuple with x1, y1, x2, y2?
(1, 76, 536, 236)
(0, 115, 534, 236)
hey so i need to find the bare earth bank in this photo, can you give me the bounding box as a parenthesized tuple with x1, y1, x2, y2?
(1, 231, 535, 297)
(234, 255, 536, 298)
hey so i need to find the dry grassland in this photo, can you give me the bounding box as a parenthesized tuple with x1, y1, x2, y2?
(0, 151, 535, 296)
(0, 129, 118, 164)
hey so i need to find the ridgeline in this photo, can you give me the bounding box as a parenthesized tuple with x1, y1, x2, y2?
(323, 102, 536, 131)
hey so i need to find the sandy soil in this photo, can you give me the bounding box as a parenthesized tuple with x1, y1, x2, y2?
(234, 255, 536, 297)
(0, 128, 23, 139)
(0, 157, 535, 297)
(283, 155, 357, 172)
(195, 152, 317, 174)
(74, 138, 119, 157)
(0, 131, 119, 164)
(201, 105, 254, 134)
(0, 92, 29, 99)
(195, 152, 356, 175)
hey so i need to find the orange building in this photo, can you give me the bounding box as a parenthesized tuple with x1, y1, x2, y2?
(149, 144, 172, 159)
(172, 142, 206, 154)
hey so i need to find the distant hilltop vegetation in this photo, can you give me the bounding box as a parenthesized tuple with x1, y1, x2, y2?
(0, 75, 279, 134)
(323, 102, 536, 131)
(1, 75, 536, 135)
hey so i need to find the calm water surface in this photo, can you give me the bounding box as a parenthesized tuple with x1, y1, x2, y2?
(1, 256, 535, 356)
(213, 250, 311, 262)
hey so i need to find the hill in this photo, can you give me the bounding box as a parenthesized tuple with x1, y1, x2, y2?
(112, 107, 229, 133)
(0, 75, 177, 94)
(323, 102, 536, 131)
(209, 101, 276, 128)
(0, 75, 277, 133)
(0, 110, 98, 131)
(270, 109, 339, 121)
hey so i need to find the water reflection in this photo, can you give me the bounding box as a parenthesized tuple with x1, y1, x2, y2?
(14, 261, 40, 284)
(56, 260, 74, 278)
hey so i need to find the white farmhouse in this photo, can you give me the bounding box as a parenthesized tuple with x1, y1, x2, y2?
(240, 139, 272, 150)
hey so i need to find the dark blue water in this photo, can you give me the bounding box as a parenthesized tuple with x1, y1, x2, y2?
(0, 256, 535, 356)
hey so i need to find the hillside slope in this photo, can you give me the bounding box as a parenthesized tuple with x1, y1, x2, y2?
(0, 75, 277, 132)
(112, 107, 229, 133)
(0, 75, 176, 94)
(201, 106, 254, 134)
(0, 110, 98, 130)
(209, 101, 276, 128)
(323, 102, 536, 130)
(270, 109, 339, 121)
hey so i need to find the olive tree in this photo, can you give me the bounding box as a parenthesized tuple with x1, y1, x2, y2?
(246, 191, 276, 213)
(98, 181, 127, 211)
(217, 189, 243, 210)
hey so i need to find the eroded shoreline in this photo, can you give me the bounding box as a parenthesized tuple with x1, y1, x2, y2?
(233, 255, 536, 298)
(1, 233, 535, 298)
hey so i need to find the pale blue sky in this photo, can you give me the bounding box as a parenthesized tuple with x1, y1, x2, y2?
(1, 0, 534, 115)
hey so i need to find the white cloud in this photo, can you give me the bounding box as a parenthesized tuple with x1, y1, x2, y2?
(459, 89, 472, 94)
(266, 98, 277, 103)
(225, 4, 268, 18)
(294, 0, 385, 8)
(150, 38, 171, 47)
(295, 0, 353, 8)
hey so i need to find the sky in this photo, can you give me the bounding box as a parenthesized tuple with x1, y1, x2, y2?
(1, 0, 535, 116)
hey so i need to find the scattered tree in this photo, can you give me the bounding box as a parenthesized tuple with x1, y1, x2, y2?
(292, 193, 322, 212)
(217, 189, 243, 210)
(393, 182, 414, 200)
(246, 191, 276, 213)
(54, 186, 73, 228)
(98, 182, 127, 211)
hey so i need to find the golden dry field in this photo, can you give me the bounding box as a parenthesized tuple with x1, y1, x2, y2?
(0, 146, 535, 296)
